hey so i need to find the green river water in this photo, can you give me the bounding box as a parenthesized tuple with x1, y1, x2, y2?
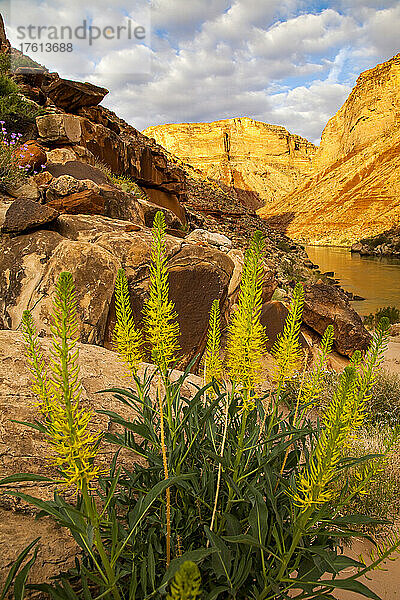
(305, 245, 400, 316)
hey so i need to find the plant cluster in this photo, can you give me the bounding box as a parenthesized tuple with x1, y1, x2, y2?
(110, 174, 147, 199)
(0, 121, 30, 190)
(2, 211, 400, 600)
(92, 158, 147, 200)
(0, 72, 43, 120)
(364, 305, 400, 330)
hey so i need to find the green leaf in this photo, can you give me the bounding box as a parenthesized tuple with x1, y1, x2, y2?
(0, 538, 40, 600)
(205, 526, 232, 583)
(99, 467, 122, 518)
(10, 420, 48, 433)
(14, 549, 38, 600)
(4, 492, 83, 534)
(0, 473, 53, 485)
(205, 586, 231, 600)
(81, 575, 93, 600)
(296, 578, 382, 600)
(148, 543, 156, 590)
(222, 534, 268, 552)
(111, 475, 190, 566)
(248, 487, 268, 546)
(27, 583, 66, 600)
(160, 548, 217, 587)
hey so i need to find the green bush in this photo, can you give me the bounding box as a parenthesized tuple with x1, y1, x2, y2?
(110, 173, 147, 198)
(284, 368, 400, 427)
(0, 72, 43, 119)
(0, 73, 19, 96)
(364, 305, 400, 329)
(2, 214, 400, 600)
(92, 159, 147, 200)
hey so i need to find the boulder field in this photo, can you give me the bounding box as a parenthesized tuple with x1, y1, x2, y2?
(0, 69, 371, 365)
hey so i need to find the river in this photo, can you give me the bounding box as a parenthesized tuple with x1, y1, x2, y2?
(305, 245, 400, 316)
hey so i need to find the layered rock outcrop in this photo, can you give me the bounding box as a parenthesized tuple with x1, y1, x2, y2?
(258, 54, 400, 244)
(144, 118, 316, 210)
(351, 225, 400, 257)
(0, 213, 237, 365)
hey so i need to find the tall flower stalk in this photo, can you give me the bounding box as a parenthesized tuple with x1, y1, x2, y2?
(22, 273, 100, 491)
(221, 231, 267, 528)
(142, 210, 180, 567)
(204, 299, 227, 533)
(22, 272, 121, 600)
(271, 282, 305, 387)
(274, 318, 391, 589)
(143, 211, 180, 384)
(113, 268, 144, 377)
(204, 299, 223, 391)
(226, 231, 267, 410)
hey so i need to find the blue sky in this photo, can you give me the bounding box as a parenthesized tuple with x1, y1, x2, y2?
(3, 0, 400, 142)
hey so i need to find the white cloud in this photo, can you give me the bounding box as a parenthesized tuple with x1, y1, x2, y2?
(2, 0, 400, 142)
(363, 5, 400, 57)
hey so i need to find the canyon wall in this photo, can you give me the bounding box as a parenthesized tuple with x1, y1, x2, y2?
(143, 118, 316, 210)
(258, 54, 400, 244)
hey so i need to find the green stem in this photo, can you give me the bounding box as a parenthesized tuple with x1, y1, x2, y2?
(82, 485, 122, 600)
(217, 398, 248, 535)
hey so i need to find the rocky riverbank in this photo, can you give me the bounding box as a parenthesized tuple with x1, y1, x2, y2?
(351, 225, 400, 257)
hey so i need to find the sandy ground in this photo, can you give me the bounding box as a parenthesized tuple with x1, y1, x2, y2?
(334, 540, 400, 599)
(383, 339, 400, 375)
(337, 339, 400, 598)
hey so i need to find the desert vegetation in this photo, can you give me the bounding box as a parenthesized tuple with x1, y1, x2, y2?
(1, 211, 399, 599)
(364, 306, 400, 330)
(0, 59, 43, 121)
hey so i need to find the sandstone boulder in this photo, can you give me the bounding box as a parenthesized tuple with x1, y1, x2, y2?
(0, 215, 235, 364)
(45, 174, 144, 224)
(1, 198, 59, 234)
(260, 301, 310, 352)
(47, 79, 109, 112)
(54, 213, 140, 241)
(5, 180, 40, 201)
(0, 229, 120, 344)
(36, 114, 82, 144)
(226, 248, 277, 309)
(46, 160, 109, 185)
(96, 229, 234, 366)
(14, 140, 47, 173)
(302, 283, 371, 356)
(138, 197, 184, 229)
(47, 189, 105, 215)
(167, 245, 234, 365)
(46, 146, 94, 165)
(0, 330, 201, 589)
(46, 174, 87, 200)
(186, 228, 232, 251)
(0, 196, 13, 228)
(33, 170, 53, 188)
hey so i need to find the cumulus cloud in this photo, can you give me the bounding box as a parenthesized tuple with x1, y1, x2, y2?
(3, 0, 400, 142)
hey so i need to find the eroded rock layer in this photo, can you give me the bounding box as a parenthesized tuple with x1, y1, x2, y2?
(143, 118, 316, 210)
(258, 54, 400, 244)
